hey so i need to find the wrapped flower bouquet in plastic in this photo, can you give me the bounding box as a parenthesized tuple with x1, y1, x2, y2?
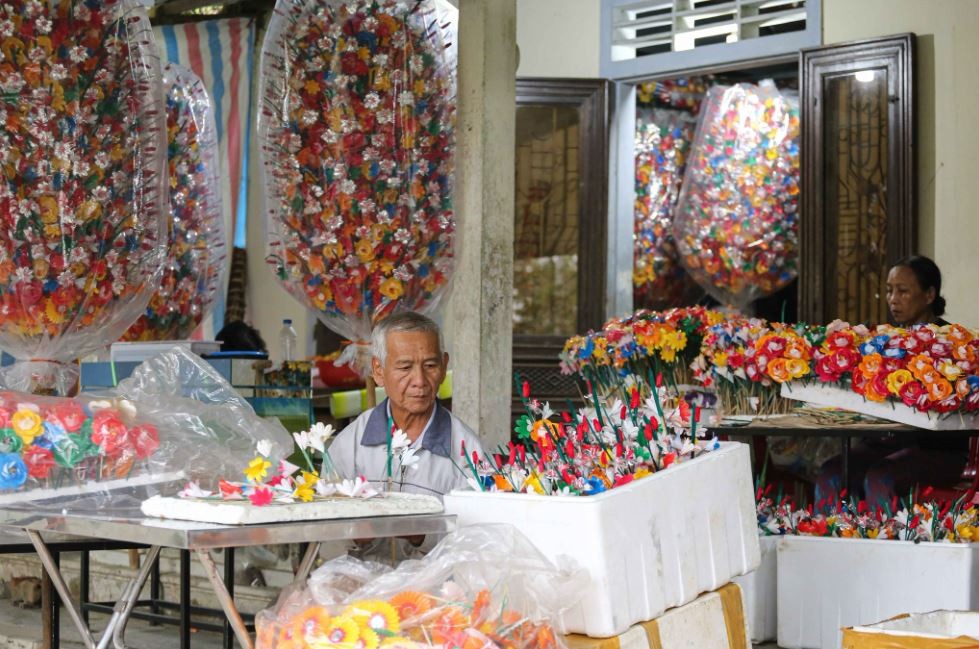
(256, 525, 587, 649)
(0, 0, 168, 393)
(123, 63, 226, 341)
(673, 81, 800, 310)
(0, 347, 291, 504)
(259, 0, 458, 374)
(633, 108, 700, 310)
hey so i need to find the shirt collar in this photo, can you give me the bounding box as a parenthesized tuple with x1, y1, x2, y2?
(360, 398, 452, 458)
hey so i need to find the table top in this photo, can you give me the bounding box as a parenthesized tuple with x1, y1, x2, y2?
(714, 413, 979, 438)
(0, 507, 457, 550)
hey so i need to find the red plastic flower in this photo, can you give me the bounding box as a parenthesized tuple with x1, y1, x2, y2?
(128, 424, 159, 460)
(91, 410, 129, 456)
(23, 446, 55, 479)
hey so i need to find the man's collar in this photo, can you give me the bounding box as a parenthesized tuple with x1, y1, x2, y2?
(360, 398, 452, 458)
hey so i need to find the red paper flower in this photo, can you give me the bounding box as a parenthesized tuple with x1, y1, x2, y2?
(22, 445, 55, 479)
(91, 410, 129, 456)
(128, 424, 159, 460)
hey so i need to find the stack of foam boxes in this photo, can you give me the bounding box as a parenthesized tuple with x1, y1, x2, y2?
(443, 442, 759, 648)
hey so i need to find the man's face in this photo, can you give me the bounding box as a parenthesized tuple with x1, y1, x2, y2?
(372, 330, 447, 416)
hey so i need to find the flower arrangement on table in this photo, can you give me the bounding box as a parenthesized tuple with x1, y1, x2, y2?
(691, 319, 824, 416)
(0, 0, 166, 392)
(122, 63, 226, 342)
(754, 482, 979, 543)
(560, 307, 722, 399)
(257, 587, 560, 649)
(259, 0, 457, 375)
(787, 322, 979, 418)
(177, 422, 368, 506)
(0, 391, 159, 492)
(463, 379, 719, 497)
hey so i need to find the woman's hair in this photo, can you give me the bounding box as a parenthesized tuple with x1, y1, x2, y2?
(893, 255, 946, 317)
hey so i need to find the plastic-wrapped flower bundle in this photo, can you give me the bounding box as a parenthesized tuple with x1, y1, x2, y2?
(633, 108, 700, 310)
(0, 0, 167, 393)
(259, 0, 457, 374)
(673, 80, 800, 310)
(123, 63, 226, 341)
(256, 525, 585, 648)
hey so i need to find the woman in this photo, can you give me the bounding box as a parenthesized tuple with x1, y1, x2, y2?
(885, 255, 949, 327)
(815, 255, 964, 504)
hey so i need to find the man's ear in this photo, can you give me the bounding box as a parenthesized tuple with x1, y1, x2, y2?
(371, 357, 385, 387)
(442, 351, 449, 369)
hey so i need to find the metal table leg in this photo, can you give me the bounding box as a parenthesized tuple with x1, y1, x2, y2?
(296, 542, 321, 582)
(81, 550, 90, 625)
(26, 531, 161, 649)
(180, 549, 191, 649)
(107, 546, 163, 649)
(223, 548, 235, 649)
(197, 549, 254, 649)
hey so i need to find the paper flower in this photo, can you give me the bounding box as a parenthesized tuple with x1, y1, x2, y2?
(308, 421, 336, 451)
(390, 429, 409, 451)
(248, 487, 274, 506)
(256, 439, 273, 458)
(0, 453, 27, 489)
(399, 447, 420, 472)
(245, 457, 272, 483)
(179, 481, 214, 499)
(337, 476, 378, 499)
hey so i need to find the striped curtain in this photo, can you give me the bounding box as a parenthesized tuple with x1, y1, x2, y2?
(153, 19, 256, 337)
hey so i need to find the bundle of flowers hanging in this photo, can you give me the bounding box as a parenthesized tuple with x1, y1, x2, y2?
(0, 0, 167, 393)
(259, 0, 457, 375)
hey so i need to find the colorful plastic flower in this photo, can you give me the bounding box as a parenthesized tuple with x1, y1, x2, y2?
(10, 409, 42, 446)
(245, 456, 272, 483)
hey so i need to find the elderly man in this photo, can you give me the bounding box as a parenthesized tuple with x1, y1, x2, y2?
(330, 311, 485, 498)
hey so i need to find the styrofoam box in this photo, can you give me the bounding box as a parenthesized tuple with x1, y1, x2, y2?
(777, 535, 979, 649)
(733, 534, 777, 643)
(780, 381, 979, 430)
(843, 610, 979, 648)
(443, 442, 759, 637)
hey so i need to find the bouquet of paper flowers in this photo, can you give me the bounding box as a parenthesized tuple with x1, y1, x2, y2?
(673, 80, 800, 309)
(779, 322, 979, 418)
(633, 108, 700, 310)
(0, 0, 167, 394)
(460, 380, 719, 497)
(754, 482, 979, 543)
(122, 63, 226, 341)
(259, 0, 458, 374)
(256, 525, 587, 648)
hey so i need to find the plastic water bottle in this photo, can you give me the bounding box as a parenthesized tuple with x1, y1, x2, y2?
(279, 319, 298, 362)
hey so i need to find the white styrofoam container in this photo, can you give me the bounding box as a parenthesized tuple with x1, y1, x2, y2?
(843, 610, 979, 647)
(780, 381, 979, 430)
(777, 535, 979, 649)
(733, 534, 777, 643)
(443, 442, 759, 637)
(110, 340, 222, 363)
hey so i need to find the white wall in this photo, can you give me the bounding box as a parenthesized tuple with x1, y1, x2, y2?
(516, 0, 600, 77)
(823, 0, 979, 327)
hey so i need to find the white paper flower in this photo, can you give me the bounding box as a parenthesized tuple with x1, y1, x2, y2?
(87, 400, 111, 412)
(337, 476, 379, 499)
(540, 402, 554, 421)
(179, 481, 213, 499)
(256, 439, 273, 458)
(308, 422, 336, 452)
(399, 447, 420, 471)
(279, 459, 301, 477)
(390, 429, 409, 450)
(316, 481, 338, 497)
(293, 431, 311, 450)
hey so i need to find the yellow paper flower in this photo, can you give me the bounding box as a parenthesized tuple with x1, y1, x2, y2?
(885, 369, 914, 396)
(379, 278, 403, 301)
(11, 409, 42, 446)
(344, 600, 401, 635)
(244, 456, 272, 483)
(785, 358, 810, 379)
(317, 616, 360, 648)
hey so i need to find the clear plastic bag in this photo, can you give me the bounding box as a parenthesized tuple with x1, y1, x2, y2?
(633, 107, 701, 310)
(673, 80, 800, 310)
(0, 347, 291, 511)
(0, 0, 168, 394)
(259, 0, 459, 375)
(256, 524, 589, 648)
(122, 63, 227, 341)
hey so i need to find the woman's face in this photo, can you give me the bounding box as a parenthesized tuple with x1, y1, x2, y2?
(886, 265, 935, 325)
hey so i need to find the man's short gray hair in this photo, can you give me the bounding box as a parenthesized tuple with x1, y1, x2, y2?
(371, 312, 444, 367)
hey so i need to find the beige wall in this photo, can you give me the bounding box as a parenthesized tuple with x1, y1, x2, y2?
(516, 0, 600, 77)
(824, 0, 979, 327)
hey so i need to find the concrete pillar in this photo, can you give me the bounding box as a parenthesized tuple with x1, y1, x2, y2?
(447, 0, 517, 450)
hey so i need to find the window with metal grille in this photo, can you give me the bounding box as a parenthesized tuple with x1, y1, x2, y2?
(601, 0, 820, 80)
